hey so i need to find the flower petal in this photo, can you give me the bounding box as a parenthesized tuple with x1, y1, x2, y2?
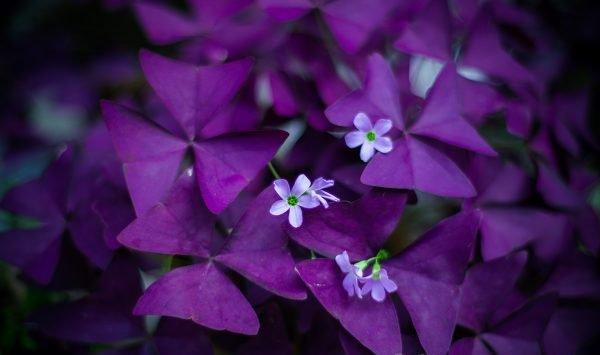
(353, 112, 373, 132)
(273, 179, 290, 199)
(298, 195, 320, 209)
(361, 279, 373, 295)
(343, 273, 357, 296)
(359, 141, 375, 162)
(335, 251, 352, 273)
(345, 131, 365, 148)
(380, 275, 398, 293)
(288, 205, 303, 228)
(311, 177, 335, 190)
(373, 137, 393, 153)
(269, 200, 290, 216)
(373, 119, 392, 135)
(291, 174, 311, 196)
(371, 282, 386, 302)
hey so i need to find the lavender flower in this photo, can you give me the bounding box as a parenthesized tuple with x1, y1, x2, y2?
(335, 249, 396, 302)
(307, 178, 340, 208)
(344, 112, 393, 162)
(335, 251, 363, 298)
(270, 174, 339, 227)
(360, 268, 397, 302)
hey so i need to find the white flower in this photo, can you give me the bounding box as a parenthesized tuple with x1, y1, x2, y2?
(269, 174, 319, 228)
(335, 251, 364, 298)
(344, 112, 393, 162)
(307, 178, 340, 209)
(360, 268, 397, 302)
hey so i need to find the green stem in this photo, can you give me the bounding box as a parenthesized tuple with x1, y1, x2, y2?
(162, 255, 173, 273)
(268, 162, 281, 179)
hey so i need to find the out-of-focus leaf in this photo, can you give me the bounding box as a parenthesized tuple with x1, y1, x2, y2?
(0, 210, 42, 233)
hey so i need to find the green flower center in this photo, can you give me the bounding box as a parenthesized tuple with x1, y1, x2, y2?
(287, 195, 299, 206)
(366, 131, 377, 142)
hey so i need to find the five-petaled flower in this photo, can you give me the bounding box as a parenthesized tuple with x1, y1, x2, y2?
(344, 112, 393, 162)
(360, 268, 397, 302)
(270, 174, 339, 228)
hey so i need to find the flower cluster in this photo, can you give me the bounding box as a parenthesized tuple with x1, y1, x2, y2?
(336, 250, 398, 302)
(0, 0, 599, 354)
(270, 174, 339, 227)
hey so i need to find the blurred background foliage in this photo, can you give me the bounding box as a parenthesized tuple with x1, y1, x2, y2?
(1, 0, 599, 354)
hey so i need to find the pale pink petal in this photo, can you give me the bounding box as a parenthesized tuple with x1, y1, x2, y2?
(298, 194, 320, 209)
(269, 200, 290, 215)
(345, 131, 365, 148)
(373, 137, 393, 153)
(311, 177, 335, 190)
(353, 112, 373, 132)
(380, 274, 398, 293)
(291, 174, 311, 196)
(343, 273, 357, 296)
(371, 282, 386, 302)
(273, 179, 290, 199)
(288, 205, 303, 228)
(361, 279, 373, 295)
(354, 281, 363, 298)
(335, 251, 352, 273)
(360, 141, 375, 162)
(373, 119, 393, 135)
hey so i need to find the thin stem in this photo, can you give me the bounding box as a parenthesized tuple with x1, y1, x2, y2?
(162, 255, 173, 273)
(268, 162, 281, 179)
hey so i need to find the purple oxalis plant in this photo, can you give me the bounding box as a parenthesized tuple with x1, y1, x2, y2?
(101, 50, 288, 216)
(0, 0, 599, 354)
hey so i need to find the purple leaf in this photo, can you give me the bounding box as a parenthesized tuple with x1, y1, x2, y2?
(385, 210, 480, 355)
(101, 100, 188, 216)
(326, 54, 404, 129)
(140, 50, 254, 138)
(134, 2, 201, 45)
(296, 259, 402, 355)
(410, 64, 497, 156)
(361, 136, 476, 198)
(134, 262, 259, 335)
(215, 187, 307, 300)
(285, 189, 407, 260)
(458, 252, 528, 332)
(192, 130, 288, 214)
(321, 0, 396, 54)
(394, 0, 452, 61)
(117, 172, 216, 258)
